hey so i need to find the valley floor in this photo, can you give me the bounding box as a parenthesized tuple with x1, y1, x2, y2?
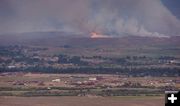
(0, 96, 164, 106)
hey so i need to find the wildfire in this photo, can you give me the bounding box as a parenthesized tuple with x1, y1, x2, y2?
(91, 32, 100, 38)
(90, 32, 109, 38)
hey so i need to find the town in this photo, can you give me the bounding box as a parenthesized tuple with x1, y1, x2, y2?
(0, 72, 179, 97)
(0, 45, 179, 97)
(0, 45, 180, 77)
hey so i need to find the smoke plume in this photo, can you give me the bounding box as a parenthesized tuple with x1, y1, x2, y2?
(0, 0, 180, 37)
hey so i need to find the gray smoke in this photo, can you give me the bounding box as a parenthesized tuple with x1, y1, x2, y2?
(0, 0, 180, 37)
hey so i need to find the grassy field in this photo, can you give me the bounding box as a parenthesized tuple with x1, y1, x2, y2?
(0, 96, 164, 106)
(0, 73, 178, 97)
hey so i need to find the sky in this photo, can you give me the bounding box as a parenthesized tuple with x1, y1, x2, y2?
(0, 0, 180, 37)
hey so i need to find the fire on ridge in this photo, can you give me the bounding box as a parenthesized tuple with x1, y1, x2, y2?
(90, 32, 111, 38)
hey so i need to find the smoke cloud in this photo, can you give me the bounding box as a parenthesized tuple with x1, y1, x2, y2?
(0, 0, 180, 37)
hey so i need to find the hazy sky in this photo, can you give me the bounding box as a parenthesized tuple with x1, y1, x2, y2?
(0, 0, 180, 37)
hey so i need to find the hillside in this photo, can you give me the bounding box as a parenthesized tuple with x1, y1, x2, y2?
(0, 32, 180, 48)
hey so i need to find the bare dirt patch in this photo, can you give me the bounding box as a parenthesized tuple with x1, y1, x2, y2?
(0, 96, 164, 106)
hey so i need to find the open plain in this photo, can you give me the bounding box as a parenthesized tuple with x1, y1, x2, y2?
(0, 96, 164, 106)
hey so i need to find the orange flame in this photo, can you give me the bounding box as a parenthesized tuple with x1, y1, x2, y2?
(90, 32, 110, 38)
(90, 32, 101, 38)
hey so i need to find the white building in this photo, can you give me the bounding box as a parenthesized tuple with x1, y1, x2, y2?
(52, 79, 61, 82)
(89, 77, 97, 81)
(7, 65, 16, 69)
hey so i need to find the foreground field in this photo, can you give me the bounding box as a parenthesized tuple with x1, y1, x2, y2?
(0, 96, 164, 106)
(0, 73, 179, 97)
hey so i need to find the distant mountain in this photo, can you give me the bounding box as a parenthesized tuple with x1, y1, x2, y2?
(0, 32, 75, 46)
(0, 32, 179, 48)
